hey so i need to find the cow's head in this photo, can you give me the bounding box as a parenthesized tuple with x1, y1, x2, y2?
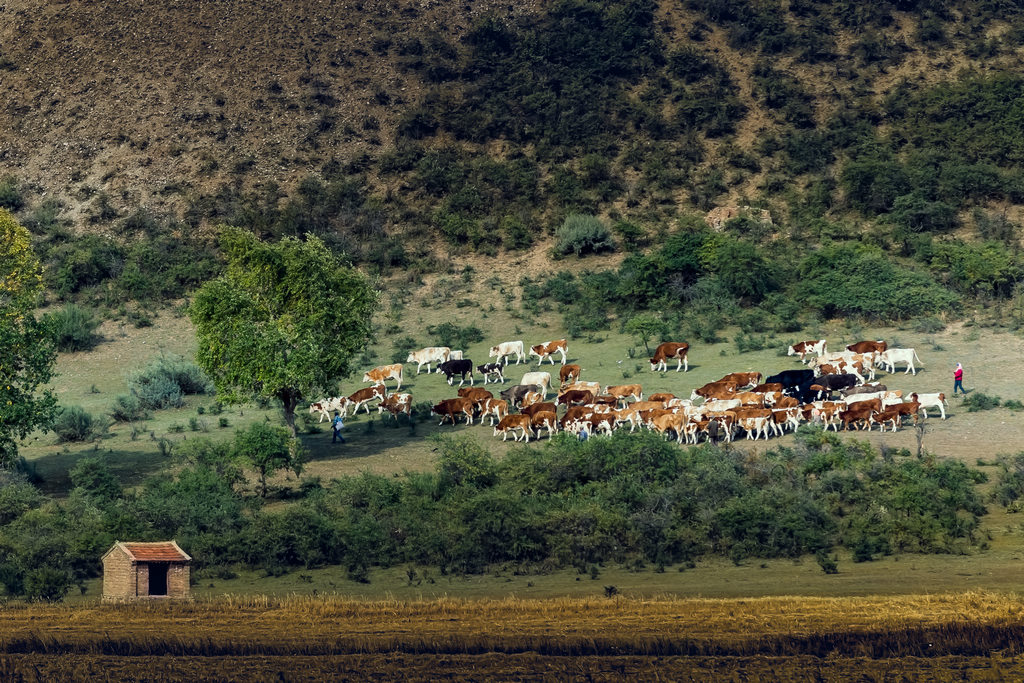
(488, 346, 500, 357)
(406, 352, 415, 363)
(361, 372, 373, 383)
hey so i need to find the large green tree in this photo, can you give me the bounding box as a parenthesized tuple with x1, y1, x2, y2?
(0, 209, 58, 469)
(190, 227, 377, 436)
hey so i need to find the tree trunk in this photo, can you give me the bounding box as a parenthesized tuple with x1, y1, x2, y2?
(280, 389, 300, 438)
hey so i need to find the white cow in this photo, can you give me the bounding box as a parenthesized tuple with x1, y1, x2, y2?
(520, 371, 552, 398)
(449, 350, 464, 360)
(406, 346, 451, 374)
(489, 340, 526, 365)
(878, 348, 922, 375)
(843, 390, 903, 408)
(911, 392, 948, 419)
(787, 339, 827, 364)
(309, 396, 344, 422)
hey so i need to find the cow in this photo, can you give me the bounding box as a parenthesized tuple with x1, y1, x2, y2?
(561, 381, 601, 397)
(787, 339, 827, 364)
(840, 384, 887, 398)
(449, 350, 464, 360)
(489, 340, 526, 366)
(650, 342, 689, 372)
(604, 384, 643, 407)
(555, 389, 594, 407)
(520, 391, 544, 408)
(432, 397, 475, 425)
(770, 407, 802, 436)
(477, 363, 506, 385)
(520, 371, 552, 398)
(529, 339, 568, 365)
(765, 369, 815, 390)
(869, 408, 901, 433)
(838, 402, 878, 431)
(716, 372, 762, 389)
(530, 411, 559, 439)
(378, 392, 413, 419)
(652, 412, 686, 442)
(340, 384, 387, 415)
(479, 398, 509, 426)
(309, 396, 344, 422)
(891, 400, 922, 425)
(499, 384, 536, 408)
(457, 387, 493, 403)
(407, 347, 451, 374)
(877, 348, 922, 375)
(521, 401, 557, 418)
(691, 381, 740, 401)
(846, 340, 887, 356)
(559, 405, 593, 430)
(437, 359, 475, 386)
(750, 383, 784, 394)
(910, 392, 948, 420)
(493, 414, 533, 441)
(808, 373, 860, 399)
(559, 364, 582, 388)
(648, 392, 675, 403)
(362, 363, 403, 391)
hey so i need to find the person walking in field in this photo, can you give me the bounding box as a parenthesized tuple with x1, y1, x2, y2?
(331, 411, 346, 443)
(953, 362, 966, 396)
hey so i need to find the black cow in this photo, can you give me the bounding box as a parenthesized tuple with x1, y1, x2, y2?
(477, 363, 505, 385)
(813, 373, 859, 393)
(500, 384, 535, 408)
(765, 369, 815, 389)
(840, 384, 888, 398)
(437, 359, 474, 386)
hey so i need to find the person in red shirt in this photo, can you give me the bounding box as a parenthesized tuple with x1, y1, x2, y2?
(953, 363, 965, 396)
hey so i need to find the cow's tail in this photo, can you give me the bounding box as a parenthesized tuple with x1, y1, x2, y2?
(913, 349, 922, 365)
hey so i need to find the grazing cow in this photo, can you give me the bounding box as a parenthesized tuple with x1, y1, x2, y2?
(309, 396, 344, 422)
(787, 339, 827, 363)
(407, 347, 451, 374)
(529, 339, 568, 365)
(605, 384, 643, 406)
(840, 384, 887, 397)
(477, 363, 506, 385)
(530, 411, 559, 438)
(559, 364, 582, 388)
(555, 389, 594, 407)
(378, 392, 413, 419)
(765, 369, 815, 390)
(362, 363, 404, 391)
(493, 414, 533, 441)
(650, 342, 689, 372)
(520, 371, 552, 398)
(869, 408, 901, 432)
(499, 384, 536, 408)
(457, 387, 493, 403)
(691, 381, 740, 401)
(479, 398, 509, 426)
(489, 340, 526, 366)
(432, 397, 475, 425)
(340, 384, 388, 415)
(877, 348, 922, 375)
(437, 359, 475, 386)
(716, 372, 762, 389)
(521, 401, 557, 418)
(910, 392, 947, 420)
(846, 340, 887, 356)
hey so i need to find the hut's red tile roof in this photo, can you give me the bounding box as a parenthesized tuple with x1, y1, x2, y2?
(120, 542, 190, 562)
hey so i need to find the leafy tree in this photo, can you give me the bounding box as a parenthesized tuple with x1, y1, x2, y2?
(232, 422, 304, 497)
(0, 209, 58, 469)
(189, 227, 378, 435)
(623, 314, 669, 353)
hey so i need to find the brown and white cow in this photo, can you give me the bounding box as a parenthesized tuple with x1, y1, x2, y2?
(561, 381, 602, 397)
(488, 340, 525, 366)
(554, 389, 595, 407)
(559, 364, 582, 388)
(604, 384, 643, 407)
(309, 396, 344, 422)
(716, 372, 762, 389)
(457, 387, 493, 403)
(787, 339, 827, 363)
(910, 392, 947, 420)
(529, 339, 568, 365)
(378, 392, 413, 419)
(493, 414, 533, 441)
(362, 363, 404, 390)
(650, 342, 689, 372)
(479, 398, 509, 426)
(521, 401, 557, 418)
(407, 347, 451, 374)
(341, 384, 388, 415)
(520, 371, 552, 398)
(846, 340, 887, 356)
(690, 381, 740, 401)
(530, 411, 559, 439)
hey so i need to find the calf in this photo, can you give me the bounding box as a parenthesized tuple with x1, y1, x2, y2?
(437, 359, 475, 387)
(477, 363, 506, 385)
(529, 339, 568, 365)
(838, 402, 876, 431)
(891, 400, 922, 424)
(650, 342, 689, 372)
(493, 414, 533, 441)
(869, 408, 901, 433)
(520, 391, 545, 408)
(479, 398, 509, 426)
(362, 363, 404, 390)
(378, 392, 413, 419)
(432, 397, 475, 425)
(787, 339, 827, 363)
(910, 392, 947, 420)
(559, 364, 582, 388)
(341, 384, 387, 415)
(309, 396, 344, 422)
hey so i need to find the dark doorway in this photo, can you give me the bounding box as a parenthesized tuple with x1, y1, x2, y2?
(148, 563, 168, 596)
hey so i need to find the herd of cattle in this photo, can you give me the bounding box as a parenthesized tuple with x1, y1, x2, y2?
(308, 338, 949, 444)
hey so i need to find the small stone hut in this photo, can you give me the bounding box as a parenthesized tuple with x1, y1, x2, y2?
(102, 541, 192, 602)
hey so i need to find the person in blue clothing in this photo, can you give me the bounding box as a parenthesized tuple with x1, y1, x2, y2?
(331, 411, 346, 443)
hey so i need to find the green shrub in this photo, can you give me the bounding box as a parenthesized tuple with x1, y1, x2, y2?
(69, 457, 122, 503)
(45, 304, 101, 352)
(23, 567, 72, 602)
(0, 175, 23, 210)
(963, 392, 1001, 412)
(128, 355, 213, 410)
(53, 406, 95, 443)
(554, 214, 615, 257)
(109, 394, 148, 422)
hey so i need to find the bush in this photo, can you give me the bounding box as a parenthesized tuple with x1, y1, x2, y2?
(554, 214, 615, 256)
(128, 355, 213, 410)
(53, 406, 95, 443)
(45, 304, 101, 352)
(0, 175, 23, 210)
(963, 392, 1001, 412)
(23, 567, 72, 602)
